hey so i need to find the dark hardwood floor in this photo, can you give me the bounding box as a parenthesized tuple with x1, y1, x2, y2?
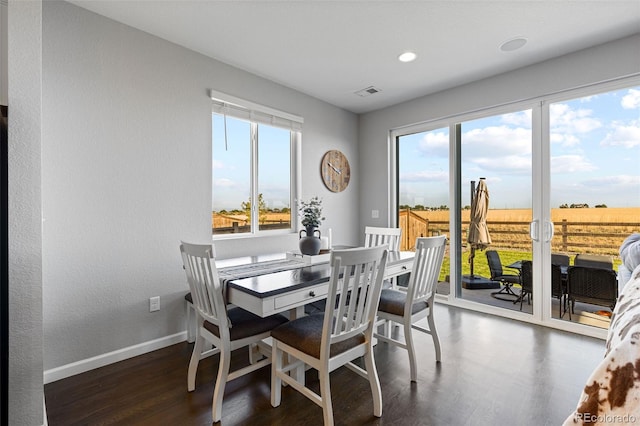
(44, 304, 605, 425)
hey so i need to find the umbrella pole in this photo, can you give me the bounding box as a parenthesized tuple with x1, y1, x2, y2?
(470, 247, 475, 277)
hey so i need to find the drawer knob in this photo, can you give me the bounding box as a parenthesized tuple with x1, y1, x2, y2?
(309, 291, 316, 297)
(402, 266, 408, 270)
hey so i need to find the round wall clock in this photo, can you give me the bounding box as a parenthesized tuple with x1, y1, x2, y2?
(321, 150, 350, 192)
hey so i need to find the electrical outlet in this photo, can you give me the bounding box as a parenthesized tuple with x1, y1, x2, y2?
(149, 296, 160, 312)
(371, 210, 379, 219)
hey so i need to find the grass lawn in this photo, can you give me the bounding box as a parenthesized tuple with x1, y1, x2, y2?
(439, 249, 620, 282)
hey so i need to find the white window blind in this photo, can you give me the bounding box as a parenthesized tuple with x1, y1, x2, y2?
(210, 89, 303, 131)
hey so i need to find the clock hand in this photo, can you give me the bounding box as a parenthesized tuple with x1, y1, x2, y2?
(327, 162, 342, 175)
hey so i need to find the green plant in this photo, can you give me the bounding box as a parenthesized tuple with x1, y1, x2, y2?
(298, 197, 325, 228)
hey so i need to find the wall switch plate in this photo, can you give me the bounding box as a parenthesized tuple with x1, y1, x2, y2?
(149, 296, 160, 312)
(371, 210, 379, 219)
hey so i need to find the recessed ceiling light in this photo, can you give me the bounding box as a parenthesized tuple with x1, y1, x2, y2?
(500, 37, 527, 52)
(398, 51, 417, 63)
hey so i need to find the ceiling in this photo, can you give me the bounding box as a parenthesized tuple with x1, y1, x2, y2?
(68, 1, 640, 114)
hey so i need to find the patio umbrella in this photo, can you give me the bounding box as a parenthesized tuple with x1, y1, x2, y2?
(467, 178, 491, 277)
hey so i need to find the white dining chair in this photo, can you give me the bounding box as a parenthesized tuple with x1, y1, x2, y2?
(364, 226, 401, 251)
(180, 242, 288, 423)
(374, 235, 447, 382)
(270, 245, 388, 426)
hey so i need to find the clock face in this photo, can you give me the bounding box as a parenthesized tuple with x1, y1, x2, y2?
(321, 150, 350, 192)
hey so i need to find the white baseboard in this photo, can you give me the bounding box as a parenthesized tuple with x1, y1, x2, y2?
(44, 331, 188, 384)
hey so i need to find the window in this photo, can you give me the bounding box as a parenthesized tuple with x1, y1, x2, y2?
(210, 90, 302, 236)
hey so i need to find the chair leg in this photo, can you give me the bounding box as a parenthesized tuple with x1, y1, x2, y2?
(427, 310, 442, 362)
(187, 329, 204, 392)
(319, 368, 334, 426)
(211, 346, 231, 423)
(271, 342, 282, 408)
(404, 320, 418, 382)
(186, 301, 195, 343)
(363, 346, 382, 418)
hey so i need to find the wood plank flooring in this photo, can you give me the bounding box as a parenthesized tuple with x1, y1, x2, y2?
(44, 304, 605, 425)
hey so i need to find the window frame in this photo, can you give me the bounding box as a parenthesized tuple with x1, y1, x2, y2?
(210, 90, 302, 239)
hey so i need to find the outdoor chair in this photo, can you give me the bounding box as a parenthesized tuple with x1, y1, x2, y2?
(574, 253, 613, 270)
(551, 253, 570, 267)
(374, 235, 447, 382)
(270, 245, 388, 426)
(180, 242, 288, 423)
(486, 250, 521, 300)
(566, 265, 618, 320)
(515, 260, 532, 310)
(551, 263, 566, 318)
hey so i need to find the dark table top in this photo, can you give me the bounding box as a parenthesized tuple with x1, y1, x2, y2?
(228, 250, 414, 299)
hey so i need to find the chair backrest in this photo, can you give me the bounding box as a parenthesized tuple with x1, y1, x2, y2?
(551, 253, 570, 267)
(320, 245, 388, 360)
(520, 260, 533, 293)
(406, 236, 447, 306)
(567, 266, 618, 307)
(574, 253, 613, 270)
(551, 263, 563, 298)
(485, 250, 504, 278)
(180, 242, 228, 331)
(364, 226, 401, 251)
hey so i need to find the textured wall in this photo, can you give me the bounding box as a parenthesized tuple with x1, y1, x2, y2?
(8, 0, 44, 424)
(42, 1, 357, 373)
(358, 34, 640, 231)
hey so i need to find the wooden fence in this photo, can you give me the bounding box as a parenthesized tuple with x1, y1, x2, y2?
(399, 210, 639, 256)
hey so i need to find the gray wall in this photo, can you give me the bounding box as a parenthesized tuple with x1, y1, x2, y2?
(8, 0, 44, 424)
(358, 34, 640, 230)
(42, 1, 358, 372)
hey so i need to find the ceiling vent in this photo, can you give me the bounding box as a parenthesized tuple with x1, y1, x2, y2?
(354, 86, 381, 97)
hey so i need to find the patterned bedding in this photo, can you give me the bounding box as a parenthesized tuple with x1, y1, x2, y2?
(564, 264, 640, 425)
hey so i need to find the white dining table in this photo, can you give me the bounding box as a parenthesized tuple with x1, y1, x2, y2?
(223, 250, 415, 318)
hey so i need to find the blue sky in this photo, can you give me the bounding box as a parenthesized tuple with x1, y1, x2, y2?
(212, 117, 291, 211)
(212, 86, 640, 212)
(399, 86, 640, 209)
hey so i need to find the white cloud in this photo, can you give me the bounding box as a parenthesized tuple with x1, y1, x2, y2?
(214, 178, 236, 187)
(622, 89, 640, 109)
(550, 103, 602, 135)
(213, 160, 225, 169)
(550, 155, 596, 173)
(600, 120, 640, 148)
(400, 170, 449, 183)
(582, 175, 640, 187)
(471, 154, 531, 173)
(501, 110, 532, 127)
(462, 125, 531, 156)
(418, 131, 449, 157)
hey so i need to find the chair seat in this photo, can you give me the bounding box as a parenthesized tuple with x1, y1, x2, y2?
(378, 289, 428, 317)
(496, 274, 521, 284)
(271, 314, 364, 358)
(204, 308, 288, 341)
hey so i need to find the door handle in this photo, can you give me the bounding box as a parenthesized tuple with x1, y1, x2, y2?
(529, 220, 539, 242)
(544, 221, 555, 243)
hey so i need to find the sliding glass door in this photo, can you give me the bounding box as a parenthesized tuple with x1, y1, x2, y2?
(547, 85, 640, 329)
(396, 127, 450, 295)
(458, 109, 534, 314)
(393, 79, 639, 334)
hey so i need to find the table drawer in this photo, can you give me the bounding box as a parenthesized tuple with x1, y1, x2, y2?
(385, 262, 411, 278)
(274, 284, 329, 310)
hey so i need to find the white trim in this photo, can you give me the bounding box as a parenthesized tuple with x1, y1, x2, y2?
(43, 331, 187, 384)
(209, 88, 303, 124)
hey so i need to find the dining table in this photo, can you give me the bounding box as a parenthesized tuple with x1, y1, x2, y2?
(222, 250, 415, 319)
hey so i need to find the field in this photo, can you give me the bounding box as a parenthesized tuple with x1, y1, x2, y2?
(212, 207, 639, 256)
(408, 207, 639, 223)
(405, 207, 639, 256)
